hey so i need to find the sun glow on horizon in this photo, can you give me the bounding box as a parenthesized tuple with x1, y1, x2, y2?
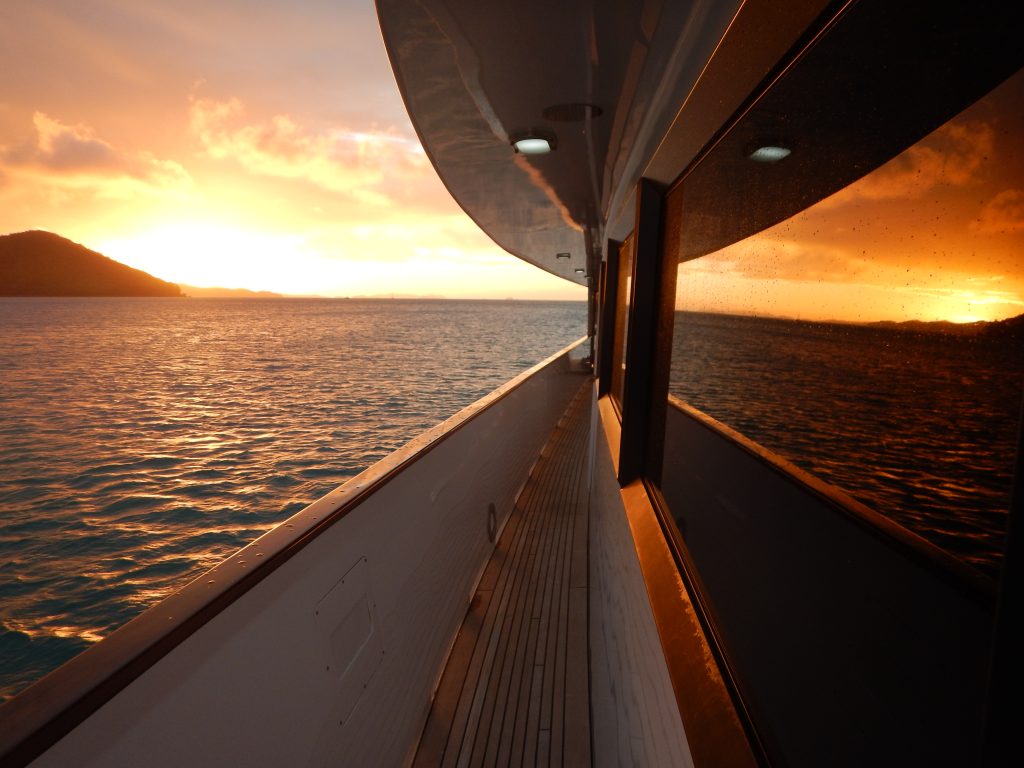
(1, 3, 1020, 316)
(0, 1, 586, 302)
(99, 223, 325, 293)
(938, 288, 1024, 324)
(96, 221, 586, 300)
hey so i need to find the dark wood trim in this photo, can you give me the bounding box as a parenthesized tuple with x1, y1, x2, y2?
(596, 241, 619, 397)
(587, 257, 598, 344)
(643, 204, 678, 486)
(618, 179, 666, 485)
(983, 393, 1024, 766)
(0, 337, 588, 768)
(666, 395, 996, 608)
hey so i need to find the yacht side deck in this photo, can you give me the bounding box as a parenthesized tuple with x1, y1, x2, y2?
(415, 382, 591, 767)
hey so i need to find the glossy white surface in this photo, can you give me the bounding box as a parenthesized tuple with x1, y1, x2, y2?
(376, 0, 741, 281)
(513, 137, 553, 155)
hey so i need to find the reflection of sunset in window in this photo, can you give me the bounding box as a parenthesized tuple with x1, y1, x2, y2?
(668, 67, 1023, 578)
(677, 70, 1024, 324)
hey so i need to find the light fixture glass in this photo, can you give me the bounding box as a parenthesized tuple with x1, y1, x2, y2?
(574, 268, 585, 274)
(748, 144, 792, 162)
(514, 137, 551, 154)
(510, 129, 557, 155)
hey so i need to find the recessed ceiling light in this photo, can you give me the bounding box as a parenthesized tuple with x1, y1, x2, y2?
(556, 252, 570, 260)
(747, 144, 792, 162)
(510, 129, 557, 155)
(514, 138, 551, 154)
(574, 268, 585, 274)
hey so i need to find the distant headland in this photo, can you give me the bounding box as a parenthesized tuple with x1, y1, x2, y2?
(0, 230, 182, 297)
(178, 284, 283, 298)
(868, 314, 1024, 339)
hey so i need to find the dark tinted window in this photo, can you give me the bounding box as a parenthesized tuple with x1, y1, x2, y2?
(667, 70, 1024, 576)
(610, 234, 634, 410)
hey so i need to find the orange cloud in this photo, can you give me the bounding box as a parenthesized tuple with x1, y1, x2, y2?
(0, 112, 191, 196)
(189, 96, 430, 206)
(972, 189, 1024, 234)
(11, 113, 122, 171)
(692, 235, 871, 283)
(826, 120, 994, 205)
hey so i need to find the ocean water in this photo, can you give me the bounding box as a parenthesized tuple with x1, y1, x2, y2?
(0, 297, 585, 702)
(669, 312, 1023, 578)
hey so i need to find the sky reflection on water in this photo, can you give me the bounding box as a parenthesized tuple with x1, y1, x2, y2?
(0, 296, 585, 701)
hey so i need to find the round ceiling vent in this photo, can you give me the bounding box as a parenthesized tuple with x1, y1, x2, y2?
(542, 103, 603, 122)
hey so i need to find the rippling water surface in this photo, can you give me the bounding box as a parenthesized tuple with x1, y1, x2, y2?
(670, 312, 1022, 577)
(0, 297, 585, 701)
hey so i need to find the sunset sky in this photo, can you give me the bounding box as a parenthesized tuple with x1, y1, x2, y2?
(1, 3, 1020, 318)
(0, 0, 583, 299)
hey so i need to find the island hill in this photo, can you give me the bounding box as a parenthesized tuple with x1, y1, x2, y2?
(869, 313, 1024, 340)
(0, 230, 181, 297)
(0, 230, 281, 298)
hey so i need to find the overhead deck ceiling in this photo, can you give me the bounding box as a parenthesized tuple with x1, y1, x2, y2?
(375, 0, 742, 286)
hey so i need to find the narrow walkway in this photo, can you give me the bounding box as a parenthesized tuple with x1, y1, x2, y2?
(414, 382, 592, 768)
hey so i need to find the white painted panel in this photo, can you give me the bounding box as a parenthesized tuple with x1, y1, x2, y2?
(314, 557, 382, 723)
